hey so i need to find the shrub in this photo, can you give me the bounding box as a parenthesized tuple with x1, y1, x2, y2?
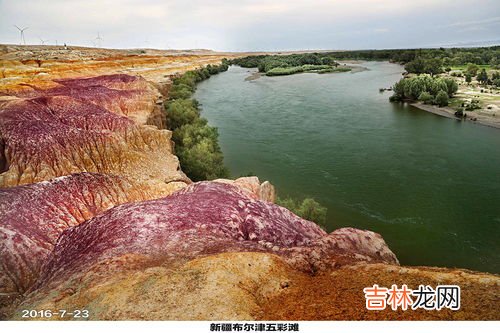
(301, 64, 331, 71)
(418, 91, 433, 104)
(165, 99, 200, 129)
(175, 123, 229, 181)
(435, 90, 449, 107)
(169, 83, 194, 99)
(476, 69, 488, 85)
(276, 196, 327, 228)
(318, 67, 351, 74)
(443, 78, 459, 96)
(389, 94, 401, 102)
(464, 99, 481, 111)
(266, 66, 304, 76)
(466, 63, 479, 76)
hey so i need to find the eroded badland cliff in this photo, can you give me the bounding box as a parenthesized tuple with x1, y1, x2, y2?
(0, 45, 498, 320)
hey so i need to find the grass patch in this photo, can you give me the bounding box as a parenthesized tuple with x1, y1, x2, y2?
(317, 67, 352, 74)
(450, 64, 492, 71)
(266, 64, 351, 76)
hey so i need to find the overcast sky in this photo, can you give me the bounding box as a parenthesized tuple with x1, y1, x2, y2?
(1, 0, 499, 51)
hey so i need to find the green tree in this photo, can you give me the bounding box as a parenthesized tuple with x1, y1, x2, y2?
(297, 198, 327, 228)
(492, 72, 500, 87)
(276, 197, 327, 228)
(173, 119, 229, 181)
(443, 78, 459, 96)
(476, 69, 488, 85)
(404, 58, 426, 74)
(165, 99, 200, 129)
(418, 91, 433, 104)
(298, 53, 322, 65)
(435, 90, 449, 107)
(169, 83, 194, 99)
(423, 58, 443, 76)
(428, 77, 448, 96)
(465, 73, 472, 84)
(466, 63, 479, 76)
(320, 57, 335, 66)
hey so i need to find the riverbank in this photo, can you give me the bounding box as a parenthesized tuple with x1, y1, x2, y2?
(411, 102, 500, 129)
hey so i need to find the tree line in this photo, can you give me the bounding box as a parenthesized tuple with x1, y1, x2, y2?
(390, 76, 458, 107)
(232, 46, 500, 75)
(164, 61, 230, 181)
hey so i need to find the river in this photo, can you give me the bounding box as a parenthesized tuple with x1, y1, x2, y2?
(194, 62, 500, 273)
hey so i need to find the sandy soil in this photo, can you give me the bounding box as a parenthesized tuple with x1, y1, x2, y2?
(411, 102, 500, 129)
(260, 263, 500, 320)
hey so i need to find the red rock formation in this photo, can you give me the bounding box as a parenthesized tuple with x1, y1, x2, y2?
(0, 173, 157, 304)
(0, 74, 189, 190)
(9, 182, 399, 320)
(30, 182, 396, 295)
(0, 57, 193, 317)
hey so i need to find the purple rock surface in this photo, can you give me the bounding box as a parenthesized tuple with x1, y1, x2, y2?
(0, 173, 149, 297)
(34, 181, 398, 292)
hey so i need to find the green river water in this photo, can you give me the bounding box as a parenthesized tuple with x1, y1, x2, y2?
(193, 62, 500, 273)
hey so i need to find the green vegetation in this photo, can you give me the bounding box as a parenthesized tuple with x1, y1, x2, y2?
(418, 91, 433, 104)
(464, 99, 482, 111)
(435, 90, 449, 107)
(276, 196, 327, 229)
(390, 75, 458, 106)
(266, 66, 306, 76)
(466, 63, 480, 76)
(231, 53, 349, 76)
(164, 60, 230, 181)
(452, 64, 492, 72)
(492, 72, 500, 88)
(233, 46, 500, 72)
(265, 64, 350, 76)
(404, 58, 444, 75)
(476, 69, 489, 84)
(317, 67, 352, 74)
(232, 47, 500, 79)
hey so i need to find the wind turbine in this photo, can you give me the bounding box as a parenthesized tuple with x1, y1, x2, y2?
(38, 37, 49, 45)
(14, 25, 28, 45)
(95, 32, 103, 47)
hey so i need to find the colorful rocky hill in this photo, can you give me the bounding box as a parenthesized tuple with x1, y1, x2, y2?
(0, 45, 498, 320)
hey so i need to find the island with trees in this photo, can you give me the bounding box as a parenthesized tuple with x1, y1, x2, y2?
(232, 46, 500, 127)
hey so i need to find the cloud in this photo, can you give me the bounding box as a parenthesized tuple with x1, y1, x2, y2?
(445, 16, 500, 27)
(0, 0, 499, 50)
